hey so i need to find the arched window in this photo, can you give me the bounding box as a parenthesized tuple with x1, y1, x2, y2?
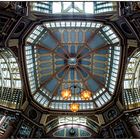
(123, 50, 140, 109)
(0, 48, 23, 109)
(45, 116, 99, 134)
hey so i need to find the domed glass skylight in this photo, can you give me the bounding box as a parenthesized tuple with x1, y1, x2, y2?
(25, 20, 121, 111)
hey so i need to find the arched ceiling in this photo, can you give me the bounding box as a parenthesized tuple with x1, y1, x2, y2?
(24, 20, 121, 112)
(123, 49, 140, 109)
(45, 115, 99, 137)
(0, 47, 23, 109)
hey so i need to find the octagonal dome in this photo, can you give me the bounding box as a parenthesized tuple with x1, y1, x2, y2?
(24, 20, 121, 111)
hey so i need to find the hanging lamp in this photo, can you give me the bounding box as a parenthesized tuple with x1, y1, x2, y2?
(80, 90, 92, 100)
(61, 88, 71, 100)
(69, 102, 80, 112)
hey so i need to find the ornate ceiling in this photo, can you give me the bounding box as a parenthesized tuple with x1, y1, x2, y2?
(25, 20, 121, 112)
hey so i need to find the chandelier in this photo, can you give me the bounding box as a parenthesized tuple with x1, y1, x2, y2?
(61, 89, 71, 100)
(80, 90, 92, 100)
(61, 85, 92, 112)
(69, 103, 80, 112)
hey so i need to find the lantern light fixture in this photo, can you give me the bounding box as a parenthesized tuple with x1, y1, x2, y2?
(69, 102, 80, 113)
(61, 84, 92, 112)
(61, 89, 71, 100)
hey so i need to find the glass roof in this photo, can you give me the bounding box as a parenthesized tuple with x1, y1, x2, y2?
(45, 115, 99, 134)
(0, 48, 23, 109)
(30, 1, 117, 15)
(124, 51, 140, 90)
(25, 20, 121, 111)
(123, 51, 140, 109)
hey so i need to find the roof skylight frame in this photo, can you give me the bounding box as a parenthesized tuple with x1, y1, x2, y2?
(24, 20, 121, 111)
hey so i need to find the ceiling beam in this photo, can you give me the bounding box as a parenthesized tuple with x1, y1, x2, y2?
(75, 67, 96, 104)
(32, 65, 68, 96)
(77, 43, 109, 61)
(36, 44, 67, 59)
(47, 67, 70, 107)
(43, 26, 71, 58)
(77, 65, 111, 96)
(76, 26, 103, 57)
(86, 26, 103, 44)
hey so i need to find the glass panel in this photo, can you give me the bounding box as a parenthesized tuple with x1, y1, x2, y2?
(0, 48, 22, 109)
(30, 2, 52, 14)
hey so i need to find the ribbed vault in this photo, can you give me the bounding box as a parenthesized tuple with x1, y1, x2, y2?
(25, 20, 121, 112)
